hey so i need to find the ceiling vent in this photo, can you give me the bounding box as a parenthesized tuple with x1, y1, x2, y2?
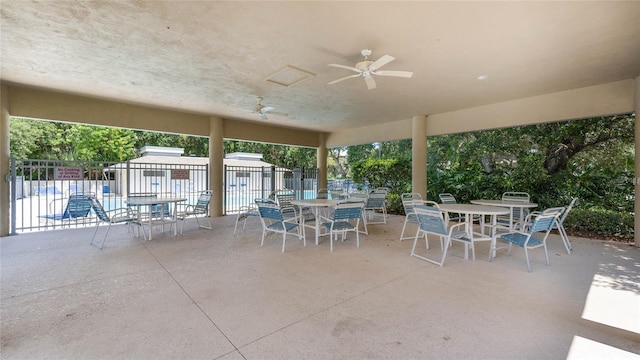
(264, 65, 315, 87)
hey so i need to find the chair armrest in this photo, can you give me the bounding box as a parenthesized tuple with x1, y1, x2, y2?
(447, 222, 468, 235)
(280, 206, 298, 216)
(318, 215, 333, 223)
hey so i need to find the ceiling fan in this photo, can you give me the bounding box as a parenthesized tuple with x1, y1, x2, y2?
(328, 49, 413, 90)
(253, 96, 287, 120)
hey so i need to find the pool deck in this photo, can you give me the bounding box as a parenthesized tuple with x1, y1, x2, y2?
(1, 214, 639, 359)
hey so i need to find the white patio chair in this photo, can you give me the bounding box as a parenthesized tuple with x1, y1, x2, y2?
(234, 198, 278, 235)
(497, 191, 531, 228)
(438, 193, 465, 222)
(177, 190, 212, 234)
(363, 190, 387, 225)
(556, 197, 578, 254)
(89, 195, 143, 249)
(399, 193, 423, 241)
(257, 202, 304, 252)
(275, 190, 302, 219)
(493, 212, 560, 272)
(233, 204, 259, 235)
(320, 202, 364, 252)
(411, 205, 471, 267)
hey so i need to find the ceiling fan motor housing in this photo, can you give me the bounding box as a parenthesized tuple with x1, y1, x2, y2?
(356, 60, 374, 71)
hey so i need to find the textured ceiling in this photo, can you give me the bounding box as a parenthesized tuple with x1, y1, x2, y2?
(1, 1, 639, 132)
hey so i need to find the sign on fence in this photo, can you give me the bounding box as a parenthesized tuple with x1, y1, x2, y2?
(171, 169, 190, 180)
(54, 167, 83, 180)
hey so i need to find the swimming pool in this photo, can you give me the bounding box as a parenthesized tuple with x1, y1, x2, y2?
(101, 190, 319, 213)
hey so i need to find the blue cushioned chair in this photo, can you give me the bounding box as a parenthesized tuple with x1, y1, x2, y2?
(89, 195, 142, 249)
(257, 202, 304, 252)
(493, 212, 559, 272)
(320, 202, 364, 252)
(411, 206, 470, 267)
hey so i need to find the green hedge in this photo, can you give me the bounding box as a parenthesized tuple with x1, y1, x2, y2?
(563, 208, 634, 240)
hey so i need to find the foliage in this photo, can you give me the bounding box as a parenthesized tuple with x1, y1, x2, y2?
(565, 208, 634, 240)
(10, 118, 137, 162)
(8, 118, 57, 159)
(9, 114, 635, 241)
(224, 140, 316, 169)
(350, 157, 412, 214)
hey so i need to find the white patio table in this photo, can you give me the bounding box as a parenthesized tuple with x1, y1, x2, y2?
(470, 199, 538, 231)
(125, 196, 187, 240)
(290, 198, 339, 245)
(438, 203, 510, 260)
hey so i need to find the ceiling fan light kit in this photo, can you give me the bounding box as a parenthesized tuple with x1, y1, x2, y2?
(328, 49, 414, 90)
(253, 96, 287, 120)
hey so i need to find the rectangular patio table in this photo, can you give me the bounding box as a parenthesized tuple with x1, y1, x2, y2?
(125, 196, 187, 240)
(438, 203, 510, 260)
(290, 198, 339, 245)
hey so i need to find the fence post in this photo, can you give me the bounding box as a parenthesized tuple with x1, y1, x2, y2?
(270, 165, 276, 194)
(10, 157, 16, 235)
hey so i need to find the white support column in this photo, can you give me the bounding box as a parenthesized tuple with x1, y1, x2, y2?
(412, 115, 427, 198)
(209, 116, 224, 217)
(0, 84, 9, 236)
(317, 133, 327, 190)
(634, 76, 639, 248)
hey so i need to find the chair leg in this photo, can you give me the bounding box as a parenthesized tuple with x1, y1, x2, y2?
(202, 215, 212, 230)
(524, 247, 531, 272)
(410, 231, 420, 257)
(282, 232, 286, 252)
(90, 223, 102, 249)
(234, 213, 244, 235)
(543, 243, 550, 266)
(400, 219, 412, 241)
(437, 237, 451, 267)
(558, 224, 571, 254)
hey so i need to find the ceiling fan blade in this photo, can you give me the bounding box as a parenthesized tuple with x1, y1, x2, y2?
(328, 63, 362, 73)
(364, 75, 377, 90)
(368, 54, 395, 71)
(261, 106, 274, 113)
(372, 70, 414, 78)
(328, 73, 361, 85)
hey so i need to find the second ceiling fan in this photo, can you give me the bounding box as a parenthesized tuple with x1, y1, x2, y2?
(328, 49, 413, 90)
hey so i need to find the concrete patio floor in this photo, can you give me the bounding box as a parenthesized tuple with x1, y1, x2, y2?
(1, 214, 639, 359)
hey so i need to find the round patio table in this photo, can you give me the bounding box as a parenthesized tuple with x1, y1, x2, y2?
(470, 199, 538, 231)
(290, 199, 339, 245)
(438, 203, 510, 261)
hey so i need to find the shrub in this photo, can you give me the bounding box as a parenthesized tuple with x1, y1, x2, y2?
(565, 207, 634, 240)
(386, 193, 403, 215)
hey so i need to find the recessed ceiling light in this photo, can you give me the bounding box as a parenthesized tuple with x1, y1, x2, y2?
(477, 74, 489, 80)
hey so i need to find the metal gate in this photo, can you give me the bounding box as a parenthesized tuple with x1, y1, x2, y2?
(223, 165, 318, 214)
(8, 158, 318, 233)
(9, 158, 208, 234)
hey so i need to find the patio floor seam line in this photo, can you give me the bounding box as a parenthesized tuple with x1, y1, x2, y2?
(141, 241, 242, 354)
(0, 266, 162, 302)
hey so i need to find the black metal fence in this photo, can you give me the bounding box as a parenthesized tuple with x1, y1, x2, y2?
(223, 165, 318, 214)
(9, 158, 319, 233)
(9, 158, 208, 234)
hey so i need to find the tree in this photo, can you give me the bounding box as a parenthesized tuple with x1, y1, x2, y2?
(9, 118, 57, 159)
